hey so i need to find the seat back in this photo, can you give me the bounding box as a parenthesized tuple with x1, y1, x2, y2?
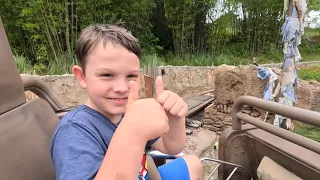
(0, 17, 59, 179)
(0, 19, 25, 114)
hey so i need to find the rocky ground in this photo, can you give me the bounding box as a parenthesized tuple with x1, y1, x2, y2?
(183, 109, 221, 180)
(183, 126, 219, 180)
(200, 144, 219, 180)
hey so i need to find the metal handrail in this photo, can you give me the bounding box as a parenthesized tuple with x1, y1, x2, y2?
(200, 158, 253, 180)
(232, 96, 320, 154)
(20, 74, 69, 112)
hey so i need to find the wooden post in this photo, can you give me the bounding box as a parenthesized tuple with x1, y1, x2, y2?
(144, 75, 154, 98)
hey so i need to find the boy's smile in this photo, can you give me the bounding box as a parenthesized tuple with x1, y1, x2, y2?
(72, 40, 141, 123)
(107, 97, 128, 105)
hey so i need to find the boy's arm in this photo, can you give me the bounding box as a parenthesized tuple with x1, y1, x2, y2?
(51, 81, 168, 180)
(97, 81, 170, 179)
(95, 120, 147, 180)
(51, 120, 147, 180)
(151, 76, 187, 155)
(151, 116, 186, 155)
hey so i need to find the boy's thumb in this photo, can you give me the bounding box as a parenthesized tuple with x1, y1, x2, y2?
(127, 81, 139, 106)
(155, 76, 164, 98)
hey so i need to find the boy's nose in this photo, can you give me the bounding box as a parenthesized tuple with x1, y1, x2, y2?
(113, 80, 128, 93)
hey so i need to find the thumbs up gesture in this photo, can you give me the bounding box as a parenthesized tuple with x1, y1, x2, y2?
(124, 80, 169, 141)
(155, 76, 188, 119)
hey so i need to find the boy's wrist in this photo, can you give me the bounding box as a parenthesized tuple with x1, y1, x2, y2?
(96, 117, 147, 180)
(168, 115, 185, 124)
(121, 116, 149, 143)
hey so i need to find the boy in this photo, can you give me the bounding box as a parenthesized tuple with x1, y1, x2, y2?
(50, 24, 203, 180)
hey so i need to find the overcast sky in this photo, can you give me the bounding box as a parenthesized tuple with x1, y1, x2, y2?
(306, 10, 320, 28)
(207, 0, 320, 28)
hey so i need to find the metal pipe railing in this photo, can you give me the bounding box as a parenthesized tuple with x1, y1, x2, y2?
(21, 74, 69, 112)
(232, 96, 320, 154)
(200, 158, 253, 179)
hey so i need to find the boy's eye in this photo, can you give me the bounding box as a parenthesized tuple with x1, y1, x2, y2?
(128, 75, 138, 78)
(101, 74, 113, 77)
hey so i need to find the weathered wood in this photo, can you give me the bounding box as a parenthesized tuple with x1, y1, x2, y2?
(186, 96, 214, 117)
(144, 75, 154, 98)
(197, 89, 214, 95)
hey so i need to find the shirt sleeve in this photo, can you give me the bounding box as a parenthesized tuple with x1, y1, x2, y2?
(50, 122, 105, 180)
(145, 136, 160, 151)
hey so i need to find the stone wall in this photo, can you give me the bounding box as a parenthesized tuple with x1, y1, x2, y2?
(212, 64, 320, 112)
(39, 75, 88, 106)
(36, 73, 146, 107)
(203, 103, 263, 135)
(32, 66, 217, 106)
(26, 61, 320, 108)
(202, 63, 320, 133)
(213, 64, 266, 105)
(158, 66, 215, 97)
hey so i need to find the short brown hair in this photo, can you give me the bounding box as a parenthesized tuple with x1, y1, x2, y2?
(75, 24, 141, 71)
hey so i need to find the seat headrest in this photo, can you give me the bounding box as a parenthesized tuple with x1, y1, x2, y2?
(0, 17, 26, 114)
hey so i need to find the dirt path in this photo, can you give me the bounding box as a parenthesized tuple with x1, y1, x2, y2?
(183, 127, 219, 180)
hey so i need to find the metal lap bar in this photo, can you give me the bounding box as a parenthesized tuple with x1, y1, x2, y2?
(226, 167, 238, 180)
(200, 158, 252, 180)
(207, 163, 220, 179)
(232, 96, 320, 155)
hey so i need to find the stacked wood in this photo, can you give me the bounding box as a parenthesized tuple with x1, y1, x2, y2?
(203, 103, 265, 135)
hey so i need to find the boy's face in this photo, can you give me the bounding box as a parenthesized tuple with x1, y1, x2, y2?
(73, 41, 141, 119)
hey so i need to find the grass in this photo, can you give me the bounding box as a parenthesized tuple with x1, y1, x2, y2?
(294, 64, 320, 142)
(14, 55, 34, 74)
(13, 37, 320, 75)
(293, 122, 320, 142)
(298, 65, 320, 82)
(14, 51, 320, 76)
(140, 51, 287, 68)
(14, 53, 77, 75)
(304, 27, 320, 37)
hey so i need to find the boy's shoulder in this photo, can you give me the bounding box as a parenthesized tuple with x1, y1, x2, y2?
(58, 105, 95, 125)
(51, 105, 115, 143)
(50, 105, 117, 150)
(57, 104, 110, 128)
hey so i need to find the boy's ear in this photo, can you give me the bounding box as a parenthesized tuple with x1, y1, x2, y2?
(72, 65, 87, 89)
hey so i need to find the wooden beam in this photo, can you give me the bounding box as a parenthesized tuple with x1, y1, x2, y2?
(144, 75, 154, 98)
(197, 89, 215, 95)
(186, 97, 214, 117)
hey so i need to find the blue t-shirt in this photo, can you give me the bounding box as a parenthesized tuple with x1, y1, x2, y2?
(50, 105, 159, 180)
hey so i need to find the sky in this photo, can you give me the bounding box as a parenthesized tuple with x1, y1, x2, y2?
(207, 0, 320, 28)
(305, 10, 320, 28)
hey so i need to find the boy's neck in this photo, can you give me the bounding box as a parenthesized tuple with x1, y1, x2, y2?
(85, 100, 122, 124)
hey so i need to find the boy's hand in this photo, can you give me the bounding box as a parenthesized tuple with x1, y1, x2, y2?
(124, 81, 169, 141)
(155, 76, 188, 119)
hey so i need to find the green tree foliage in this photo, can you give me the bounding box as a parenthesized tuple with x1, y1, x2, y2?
(0, 0, 156, 73)
(309, 0, 320, 10)
(0, 0, 317, 74)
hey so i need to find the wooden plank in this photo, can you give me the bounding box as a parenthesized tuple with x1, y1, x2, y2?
(186, 97, 214, 117)
(144, 75, 154, 98)
(182, 94, 214, 118)
(187, 94, 213, 101)
(184, 99, 204, 110)
(197, 89, 214, 95)
(183, 95, 213, 110)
